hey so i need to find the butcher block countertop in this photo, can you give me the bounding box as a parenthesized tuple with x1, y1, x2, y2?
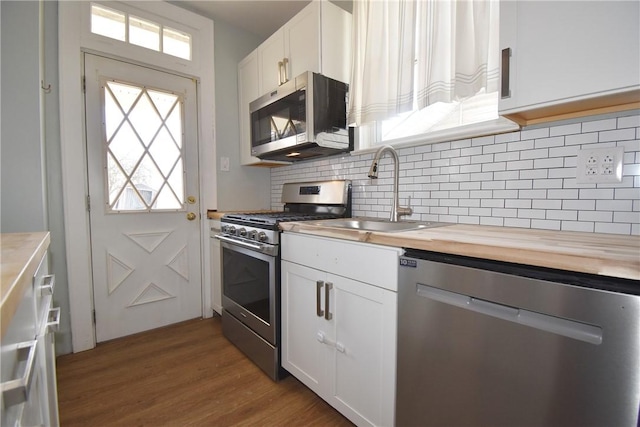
(207, 210, 273, 220)
(279, 220, 640, 281)
(1, 232, 50, 338)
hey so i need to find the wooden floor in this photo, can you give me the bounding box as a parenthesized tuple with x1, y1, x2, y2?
(56, 317, 353, 426)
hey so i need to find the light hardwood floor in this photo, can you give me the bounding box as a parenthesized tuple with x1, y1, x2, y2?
(56, 316, 353, 426)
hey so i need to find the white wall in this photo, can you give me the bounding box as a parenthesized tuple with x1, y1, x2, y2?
(272, 111, 640, 235)
(1, 0, 47, 232)
(213, 19, 271, 210)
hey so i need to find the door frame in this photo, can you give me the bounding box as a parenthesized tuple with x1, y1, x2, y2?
(59, 2, 216, 352)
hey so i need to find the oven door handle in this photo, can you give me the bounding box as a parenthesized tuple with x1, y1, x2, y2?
(214, 234, 263, 251)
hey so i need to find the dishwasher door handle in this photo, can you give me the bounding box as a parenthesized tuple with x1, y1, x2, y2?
(416, 283, 602, 345)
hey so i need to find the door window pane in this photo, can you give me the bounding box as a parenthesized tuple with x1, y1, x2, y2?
(103, 80, 185, 212)
(163, 27, 191, 60)
(129, 16, 160, 52)
(91, 4, 125, 41)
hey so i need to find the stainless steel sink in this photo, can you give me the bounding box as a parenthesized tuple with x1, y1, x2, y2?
(320, 218, 450, 233)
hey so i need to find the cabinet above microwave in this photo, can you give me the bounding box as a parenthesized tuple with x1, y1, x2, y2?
(238, 1, 352, 166)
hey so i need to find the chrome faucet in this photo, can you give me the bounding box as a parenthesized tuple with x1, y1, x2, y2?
(368, 145, 412, 222)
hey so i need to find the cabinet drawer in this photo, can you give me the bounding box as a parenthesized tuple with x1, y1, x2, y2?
(282, 232, 403, 291)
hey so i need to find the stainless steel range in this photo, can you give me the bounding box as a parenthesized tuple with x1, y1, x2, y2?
(214, 180, 351, 380)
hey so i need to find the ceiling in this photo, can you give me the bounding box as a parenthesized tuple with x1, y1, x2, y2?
(171, 0, 351, 39)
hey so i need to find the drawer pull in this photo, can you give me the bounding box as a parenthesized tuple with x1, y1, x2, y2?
(501, 47, 512, 99)
(324, 282, 333, 321)
(316, 281, 324, 317)
(41, 274, 55, 295)
(47, 307, 61, 332)
(0, 340, 38, 407)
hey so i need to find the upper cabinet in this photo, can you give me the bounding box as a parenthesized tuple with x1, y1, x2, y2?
(499, 1, 640, 126)
(238, 0, 352, 166)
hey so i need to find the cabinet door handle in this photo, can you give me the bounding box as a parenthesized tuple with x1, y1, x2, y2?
(278, 61, 284, 86)
(316, 280, 324, 317)
(324, 282, 333, 320)
(0, 340, 38, 407)
(41, 274, 55, 295)
(47, 307, 61, 332)
(501, 47, 511, 99)
(282, 57, 289, 83)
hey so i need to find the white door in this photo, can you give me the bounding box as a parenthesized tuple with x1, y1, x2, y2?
(84, 54, 202, 342)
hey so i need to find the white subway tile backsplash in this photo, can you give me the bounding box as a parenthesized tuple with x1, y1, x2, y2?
(550, 123, 582, 136)
(534, 136, 565, 149)
(565, 132, 598, 146)
(623, 164, 640, 176)
(272, 112, 640, 235)
(520, 128, 550, 140)
(504, 218, 531, 228)
(561, 221, 594, 233)
(596, 199, 633, 212)
(481, 216, 504, 226)
(617, 115, 640, 129)
(582, 118, 617, 132)
(595, 222, 631, 235)
(580, 188, 614, 199)
(520, 148, 549, 160)
(579, 210, 613, 222)
(506, 180, 533, 190)
(531, 219, 561, 230)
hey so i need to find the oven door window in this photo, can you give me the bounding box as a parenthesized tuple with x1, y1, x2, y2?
(221, 244, 274, 326)
(251, 90, 306, 147)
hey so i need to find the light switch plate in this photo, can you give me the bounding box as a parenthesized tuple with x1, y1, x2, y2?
(220, 157, 230, 172)
(576, 146, 624, 184)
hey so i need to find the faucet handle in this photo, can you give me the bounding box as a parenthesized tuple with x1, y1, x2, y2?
(397, 196, 413, 219)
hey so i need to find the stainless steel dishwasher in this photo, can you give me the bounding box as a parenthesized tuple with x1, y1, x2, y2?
(397, 249, 640, 427)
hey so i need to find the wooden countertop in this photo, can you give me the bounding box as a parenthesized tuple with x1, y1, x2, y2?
(207, 210, 274, 220)
(1, 232, 50, 337)
(279, 220, 640, 281)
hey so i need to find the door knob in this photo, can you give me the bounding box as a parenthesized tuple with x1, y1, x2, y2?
(186, 212, 196, 221)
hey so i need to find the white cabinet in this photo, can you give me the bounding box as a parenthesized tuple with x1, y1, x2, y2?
(238, 0, 351, 166)
(258, 2, 321, 90)
(281, 233, 401, 427)
(499, 0, 640, 125)
(1, 238, 60, 427)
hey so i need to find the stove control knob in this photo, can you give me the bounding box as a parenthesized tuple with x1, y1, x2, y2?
(238, 228, 247, 237)
(257, 232, 268, 243)
(227, 226, 236, 235)
(248, 230, 257, 240)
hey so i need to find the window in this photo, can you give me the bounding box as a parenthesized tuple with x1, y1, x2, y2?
(90, 3, 192, 61)
(350, 1, 515, 150)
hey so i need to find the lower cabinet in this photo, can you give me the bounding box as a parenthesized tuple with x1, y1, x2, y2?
(281, 233, 401, 427)
(1, 242, 60, 427)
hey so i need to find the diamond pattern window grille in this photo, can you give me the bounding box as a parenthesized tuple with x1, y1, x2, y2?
(103, 80, 185, 212)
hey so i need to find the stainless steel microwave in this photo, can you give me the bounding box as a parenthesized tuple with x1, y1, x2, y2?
(249, 71, 350, 162)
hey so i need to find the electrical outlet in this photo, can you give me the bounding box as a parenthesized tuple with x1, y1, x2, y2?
(576, 146, 624, 184)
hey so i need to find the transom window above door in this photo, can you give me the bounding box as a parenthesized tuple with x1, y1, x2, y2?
(91, 3, 192, 60)
(103, 79, 185, 212)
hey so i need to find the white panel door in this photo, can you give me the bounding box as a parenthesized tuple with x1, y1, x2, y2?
(84, 54, 202, 342)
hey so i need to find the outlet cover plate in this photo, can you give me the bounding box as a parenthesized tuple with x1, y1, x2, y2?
(576, 146, 624, 184)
